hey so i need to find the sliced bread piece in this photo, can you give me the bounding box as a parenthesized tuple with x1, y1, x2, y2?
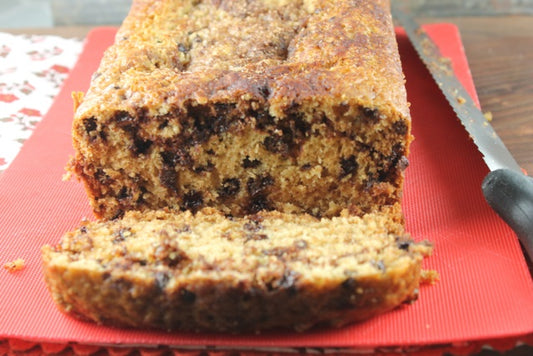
(42, 206, 431, 332)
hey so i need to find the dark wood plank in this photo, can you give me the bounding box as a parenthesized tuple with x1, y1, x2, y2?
(400, 0, 533, 16)
(420, 16, 533, 175)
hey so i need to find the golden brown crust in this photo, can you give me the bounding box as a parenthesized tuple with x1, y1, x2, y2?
(70, 0, 411, 220)
(76, 0, 408, 119)
(42, 206, 431, 332)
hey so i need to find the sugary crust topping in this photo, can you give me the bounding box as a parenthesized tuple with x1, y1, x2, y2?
(75, 0, 409, 121)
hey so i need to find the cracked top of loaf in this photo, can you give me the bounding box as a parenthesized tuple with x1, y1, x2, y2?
(75, 0, 408, 123)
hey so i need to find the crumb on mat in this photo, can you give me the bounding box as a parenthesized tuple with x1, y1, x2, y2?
(421, 269, 439, 285)
(4, 258, 25, 273)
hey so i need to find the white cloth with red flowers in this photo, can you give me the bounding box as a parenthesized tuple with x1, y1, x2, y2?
(0, 32, 82, 174)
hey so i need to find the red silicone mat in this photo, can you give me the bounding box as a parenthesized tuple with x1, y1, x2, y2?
(0, 24, 532, 350)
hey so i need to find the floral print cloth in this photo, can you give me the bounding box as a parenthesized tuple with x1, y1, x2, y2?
(0, 32, 83, 174)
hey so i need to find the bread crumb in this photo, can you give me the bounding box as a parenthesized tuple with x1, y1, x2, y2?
(456, 95, 466, 104)
(62, 171, 72, 181)
(421, 269, 439, 285)
(483, 111, 493, 122)
(4, 258, 25, 273)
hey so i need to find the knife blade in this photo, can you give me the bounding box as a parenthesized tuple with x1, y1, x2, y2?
(391, 3, 533, 262)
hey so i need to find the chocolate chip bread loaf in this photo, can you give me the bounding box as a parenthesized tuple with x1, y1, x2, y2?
(43, 0, 431, 332)
(69, 0, 411, 220)
(42, 206, 432, 332)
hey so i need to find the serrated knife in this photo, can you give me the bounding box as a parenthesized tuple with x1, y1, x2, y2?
(391, 3, 533, 262)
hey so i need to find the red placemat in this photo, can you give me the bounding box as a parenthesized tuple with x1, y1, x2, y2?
(0, 24, 532, 352)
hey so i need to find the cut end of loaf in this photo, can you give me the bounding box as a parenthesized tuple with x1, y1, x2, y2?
(69, 0, 411, 221)
(71, 99, 411, 220)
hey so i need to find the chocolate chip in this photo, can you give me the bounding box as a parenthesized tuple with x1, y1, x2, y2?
(248, 195, 272, 214)
(131, 136, 153, 155)
(158, 119, 169, 130)
(193, 161, 214, 173)
(300, 163, 312, 171)
(182, 190, 203, 212)
(117, 187, 130, 201)
(160, 166, 178, 192)
(83, 117, 97, 134)
(242, 156, 261, 168)
(375, 143, 406, 182)
(393, 120, 408, 135)
(161, 150, 192, 168)
(218, 178, 241, 198)
(184, 103, 234, 145)
(262, 113, 310, 157)
(246, 175, 274, 196)
(113, 110, 134, 125)
(340, 155, 358, 178)
(246, 175, 274, 214)
(257, 84, 271, 99)
(109, 277, 133, 294)
(362, 107, 379, 120)
(79, 226, 88, 234)
(99, 129, 107, 142)
(290, 113, 311, 138)
(397, 240, 411, 251)
(263, 135, 290, 156)
(255, 110, 275, 130)
(137, 186, 147, 204)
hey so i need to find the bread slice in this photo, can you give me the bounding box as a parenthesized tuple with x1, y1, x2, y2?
(42, 206, 432, 332)
(69, 0, 411, 220)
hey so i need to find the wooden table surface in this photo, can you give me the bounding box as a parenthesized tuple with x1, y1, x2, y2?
(420, 15, 533, 176)
(2, 12, 532, 356)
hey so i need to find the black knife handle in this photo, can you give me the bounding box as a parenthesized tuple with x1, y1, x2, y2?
(482, 169, 533, 262)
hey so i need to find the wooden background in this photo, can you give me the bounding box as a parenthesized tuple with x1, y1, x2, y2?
(400, 0, 533, 176)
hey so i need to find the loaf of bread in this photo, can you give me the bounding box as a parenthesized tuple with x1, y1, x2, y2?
(42, 0, 431, 332)
(69, 0, 411, 220)
(42, 206, 432, 332)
